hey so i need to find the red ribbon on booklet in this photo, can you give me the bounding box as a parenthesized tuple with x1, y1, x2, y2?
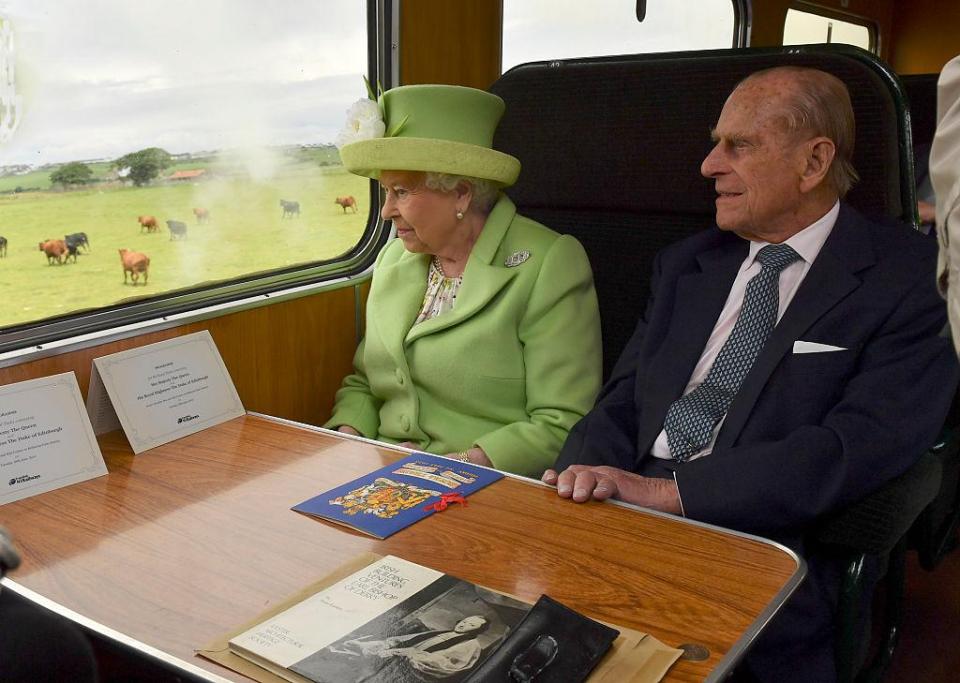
(423, 492, 468, 512)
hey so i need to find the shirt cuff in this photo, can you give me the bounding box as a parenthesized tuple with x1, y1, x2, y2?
(672, 470, 686, 518)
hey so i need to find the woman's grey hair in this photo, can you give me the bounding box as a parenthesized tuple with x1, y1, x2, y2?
(424, 172, 499, 214)
(739, 66, 859, 197)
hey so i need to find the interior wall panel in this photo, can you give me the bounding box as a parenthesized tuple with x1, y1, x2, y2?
(400, 0, 502, 88)
(0, 286, 359, 427)
(890, 0, 960, 75)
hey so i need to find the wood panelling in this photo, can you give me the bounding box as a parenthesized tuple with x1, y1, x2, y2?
(0, 286, 361, 426)
(400, 0, 502, 88)
(890, 0, 960, 74)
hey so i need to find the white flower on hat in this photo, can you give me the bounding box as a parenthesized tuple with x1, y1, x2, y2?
(335, 98, 385, 149)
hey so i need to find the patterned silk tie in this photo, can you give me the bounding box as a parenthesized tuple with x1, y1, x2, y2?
(664, 243, 802, 462)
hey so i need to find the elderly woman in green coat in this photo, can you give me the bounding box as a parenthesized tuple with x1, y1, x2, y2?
(326, 84, 601, 477)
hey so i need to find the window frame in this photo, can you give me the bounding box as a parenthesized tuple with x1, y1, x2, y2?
(500, 0, 750, 76)
(0, 0, 395, 358)
(785, 2, 879, 54)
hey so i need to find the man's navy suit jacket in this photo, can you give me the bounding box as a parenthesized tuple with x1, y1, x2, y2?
(556, 203, 959, 678)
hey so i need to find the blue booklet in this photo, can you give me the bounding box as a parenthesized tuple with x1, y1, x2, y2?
(293, 453, 504, 539)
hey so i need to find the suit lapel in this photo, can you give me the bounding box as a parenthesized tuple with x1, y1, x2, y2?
(369, 249, 430, 369)
(714, 204, 876, 449)
(635, 235, 747, 457)
(405, 195, 518, 344)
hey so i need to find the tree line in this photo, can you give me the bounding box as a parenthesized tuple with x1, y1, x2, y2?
(49, 147, 173, 188)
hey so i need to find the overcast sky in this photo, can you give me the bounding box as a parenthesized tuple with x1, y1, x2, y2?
(0, 0, 367, 166)
(0, 1, 735, 167)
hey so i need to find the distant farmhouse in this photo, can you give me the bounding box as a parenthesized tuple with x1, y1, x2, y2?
(167, 169, 207, 182)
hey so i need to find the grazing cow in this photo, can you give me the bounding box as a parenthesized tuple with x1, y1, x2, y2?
(166, 220, 188, 240)
(0, 236, 6, 257)
(118, 249, 150, 285)
(280, 199, 300, 218)
(38, 239, 67, 265)
(192, 207, 210, 224)
(334, 196, 358, 214)
(64, 232, 90, 253)
(138, 215, 159, 233)
(63, 241, 81, 264)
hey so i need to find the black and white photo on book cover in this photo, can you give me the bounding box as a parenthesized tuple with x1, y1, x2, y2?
(291, 575, 529, 682)
(228, 556, 530, 683)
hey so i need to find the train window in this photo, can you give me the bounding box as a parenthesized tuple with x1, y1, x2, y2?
(0, 1, 378, 348)
(783, 8, 874, 52)
(502, 0, 739, 72)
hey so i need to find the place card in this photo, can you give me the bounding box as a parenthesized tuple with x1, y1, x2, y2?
(86, 330, 245, 453)
(1, 372, 107, 506)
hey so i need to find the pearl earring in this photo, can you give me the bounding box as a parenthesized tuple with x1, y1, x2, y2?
(456, 209, 464, 220)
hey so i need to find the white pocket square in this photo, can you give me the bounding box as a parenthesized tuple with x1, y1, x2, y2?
(793, 340, 848, 354)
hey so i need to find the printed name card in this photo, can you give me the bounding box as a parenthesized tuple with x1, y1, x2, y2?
(0, 373, 107, 506)
(86, 330, 245, 453)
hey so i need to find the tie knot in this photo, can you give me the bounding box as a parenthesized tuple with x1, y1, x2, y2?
(756, 243, 801, 272)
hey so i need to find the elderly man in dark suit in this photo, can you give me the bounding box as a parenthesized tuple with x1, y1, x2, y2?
(543, 66, 959, 682)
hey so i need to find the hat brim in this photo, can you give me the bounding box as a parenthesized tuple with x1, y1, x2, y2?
(339, 137, 521, 187)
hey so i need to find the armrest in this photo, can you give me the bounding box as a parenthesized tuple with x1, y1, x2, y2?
(815, 451, 942, 556)
(912, 429, 960, 569)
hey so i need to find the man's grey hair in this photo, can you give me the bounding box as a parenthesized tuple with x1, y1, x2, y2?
(424, 172, 499, 214)
(740, 66, 859, 197)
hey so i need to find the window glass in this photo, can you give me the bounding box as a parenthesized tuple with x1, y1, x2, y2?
(783, 8, 873, 52)
(0, 1, 369, 330)
(502, 0, 736, 73)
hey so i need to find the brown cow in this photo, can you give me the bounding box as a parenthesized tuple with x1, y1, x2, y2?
(38, 239, 67, 265)
(334, 196, 358, 214)
(192, 207, 210, 224)
(138, 215, 159, 233)
(119, 248, 150, 285)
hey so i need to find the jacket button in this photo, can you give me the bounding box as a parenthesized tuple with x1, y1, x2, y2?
(395, 369, 405, 385)
(401, 415, 411, 431)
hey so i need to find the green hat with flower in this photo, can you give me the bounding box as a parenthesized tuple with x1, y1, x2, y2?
(335, 84, 521, 187)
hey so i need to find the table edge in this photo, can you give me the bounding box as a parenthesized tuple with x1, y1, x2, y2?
(1, 578, 232, 683)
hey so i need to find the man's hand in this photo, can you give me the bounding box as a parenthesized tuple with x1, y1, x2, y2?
(542, 465, 682, 515)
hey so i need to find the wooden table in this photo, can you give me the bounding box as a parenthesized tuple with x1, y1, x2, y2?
(1, 414, 803, 682)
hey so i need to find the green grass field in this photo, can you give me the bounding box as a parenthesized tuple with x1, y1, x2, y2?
(0, 161, 369, 327)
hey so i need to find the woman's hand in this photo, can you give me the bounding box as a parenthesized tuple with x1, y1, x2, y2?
(337, 425, 361, 436)
(447, 446, 493, 467)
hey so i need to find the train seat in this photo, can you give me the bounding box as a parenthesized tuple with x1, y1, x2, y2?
(492, 44, 913, 381)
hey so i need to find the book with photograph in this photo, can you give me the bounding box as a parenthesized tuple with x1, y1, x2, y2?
(291, 453, 503, 539)
(228, 555, 531, 683)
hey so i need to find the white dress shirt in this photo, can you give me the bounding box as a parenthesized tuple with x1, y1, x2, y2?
(651, 201, 840, 462)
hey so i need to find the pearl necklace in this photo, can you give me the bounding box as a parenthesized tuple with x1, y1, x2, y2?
(432, 255, 463, 281)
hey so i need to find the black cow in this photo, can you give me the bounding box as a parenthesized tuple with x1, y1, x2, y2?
(166, 220, 188, 240)
(0, 236, 6, 257)
(63, 242, 81, 263)
(64, 232, 90, 253)
(280, 199, 300, 218)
